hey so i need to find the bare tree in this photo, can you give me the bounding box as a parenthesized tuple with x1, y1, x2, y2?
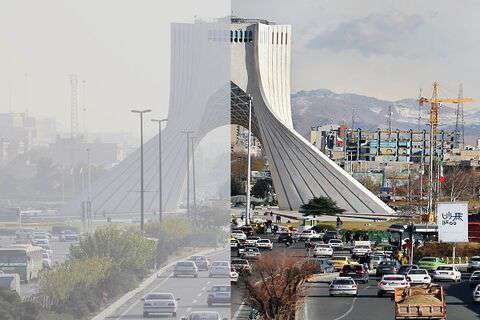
(442, 166, 476, 202)
(243, 252, 315, 320)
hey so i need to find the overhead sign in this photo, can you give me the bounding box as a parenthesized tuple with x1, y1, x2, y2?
(436, 202, 468, 243)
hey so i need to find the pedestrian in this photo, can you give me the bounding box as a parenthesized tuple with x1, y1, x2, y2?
(305, 240, 313, 257)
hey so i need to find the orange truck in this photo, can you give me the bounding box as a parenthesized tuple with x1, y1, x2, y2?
(394, 284, 446, 320)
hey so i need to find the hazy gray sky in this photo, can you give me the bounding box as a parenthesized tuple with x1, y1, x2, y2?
(234, 0, 480, 103)
(2, 1, 479, 135)
(0, 0, 229, 136)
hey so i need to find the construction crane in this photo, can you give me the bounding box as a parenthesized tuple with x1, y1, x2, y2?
(418, 81, 474, 223)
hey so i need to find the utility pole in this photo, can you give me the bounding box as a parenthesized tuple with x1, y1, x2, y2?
(246, 96, 253, 226)
(151, 118, 168, 221)
(81, 80, 87, 139)
(181, 130, 194, 214)
(417, 87, 423, 131)
(131, 109, 152, 233)
(69, 74, 79, 139)
(387, 105, 393, 140)
(427, 82, 439, 220)
(190, 136, 197, 211)
(86, 148, 92, 231)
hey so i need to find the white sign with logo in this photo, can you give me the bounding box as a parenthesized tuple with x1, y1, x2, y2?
(436, 202, 468, 243)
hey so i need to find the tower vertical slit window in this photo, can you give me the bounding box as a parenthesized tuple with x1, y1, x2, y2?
(234, 30, 238, 42)
(239, 30, 243, 42)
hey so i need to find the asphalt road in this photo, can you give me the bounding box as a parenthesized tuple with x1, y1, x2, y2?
(301, 277, 480, 320)
(106, 248, 231, 320)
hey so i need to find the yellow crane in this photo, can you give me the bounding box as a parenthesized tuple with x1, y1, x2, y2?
(418, 81, 474, 223)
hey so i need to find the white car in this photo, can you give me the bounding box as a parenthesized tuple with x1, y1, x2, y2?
(230, 269, 239, 285)
(209, 266, 230, 278)
(231, 230, 247, 241)
(352, 245, 371, 256)
(369, 255, 386, 270)
(329, 277, 358, 297)
(245, 236, 261, 246)
(142, 292, 179, 317)
(406, 269, 432, 285)
(181, 311, 227, 320)
(377, 274, 410, 296)
(299, 230, 318, 241)
(256, 239, 273, 250)
(433, 265, 462, 282)
(313, 244, 333, 257)
(230, 239, 238, 249)
(242, 247, 260, 260)
(211, 261, 230, 268)
(473, 284, 480, 304)
(328, 239, 343, 249)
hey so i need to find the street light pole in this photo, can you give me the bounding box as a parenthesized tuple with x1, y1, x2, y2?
(190, 136, 197, 211)
(246, 96, 253, 226)
(181, 130, 194, 214)
(151, 118, 168, 222)
(131, 109, 152, 233)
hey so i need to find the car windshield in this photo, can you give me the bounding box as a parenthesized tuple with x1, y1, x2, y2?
(472, 271, 480, 277)
(302, 230, 312, 234)
(437, 266, 453, 271)
(257, 240, 269, 243)
(232, 259, 247, 265)
(380, 261, 395, 266)
(330, 240, 341, 243)
(212, 286, 230, 292)
(333, 279, 354, 285)
(471, 257, 480, 262)
(421, 257, 437, 262)
(409, 270, 427, 275)
(383, 275, 404, 281)
(146, 293, 173, 300)
(212, 261, 229, 266)
(317, 245, 330, 248)
(333, 257, 347, 261)
(358, 246, 369, 249)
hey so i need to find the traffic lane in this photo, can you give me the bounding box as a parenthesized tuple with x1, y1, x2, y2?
(303, 278, 480, 320)
(108, 249, 230, 319)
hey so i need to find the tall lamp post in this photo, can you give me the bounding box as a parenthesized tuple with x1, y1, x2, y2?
(190, 135, 197, 211)
(246, 96, 253, 226)
(181, 130, 194, 214)
(131, 109, 152, 233)
(151, 118, 168, 222)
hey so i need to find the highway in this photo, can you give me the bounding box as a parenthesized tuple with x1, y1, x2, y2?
(105, 248, 230, 319)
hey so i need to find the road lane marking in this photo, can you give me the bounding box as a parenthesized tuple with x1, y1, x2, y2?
(192, 299, 197, 303)
(197, 292, 203, 297)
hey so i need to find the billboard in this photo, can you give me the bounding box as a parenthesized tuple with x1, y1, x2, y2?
(436, 202, 469, 243)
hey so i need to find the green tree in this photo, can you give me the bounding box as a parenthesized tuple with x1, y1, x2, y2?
(231, 177, 244, 196)
(251, 178, 272, 199)
(299, 196, 345, 216)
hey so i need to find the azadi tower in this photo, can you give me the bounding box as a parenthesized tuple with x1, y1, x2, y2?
(62, 18, 393, 217)
(230, 18, 393, 214)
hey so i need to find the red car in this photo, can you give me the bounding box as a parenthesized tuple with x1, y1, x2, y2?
(340, 264, 369, 284)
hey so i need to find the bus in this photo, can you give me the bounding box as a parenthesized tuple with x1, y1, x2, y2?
(0, 245, 43, 282)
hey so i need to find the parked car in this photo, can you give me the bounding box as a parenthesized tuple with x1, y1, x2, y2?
(406, 268, 432, 285)
(376, 260, 401, 277)
(377, 274, 410, 296)
(469, 271, 480, 288)
(209, 266, 230, 278)
(207, 285, 231, 306)
(329, 277, 358, 297)
(432, 265, 461, 282)
(398, 264, 419, 276)
(188, 255, 210, 271)
(230, 269, 239, 285)
(142, 292, 179, 317)
(340, 264, 369, 284)
(231, 258, 251, 274)
(473, 284, 480, 304)
(468, 256, 480, 273)
(173, 261, 199, 278)
(256, 239, 273, 250)
(313, 244, 333, 257)
(418, 257, 445, 271)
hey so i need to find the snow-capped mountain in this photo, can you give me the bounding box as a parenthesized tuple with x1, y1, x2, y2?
(291, 89, 478, 143)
